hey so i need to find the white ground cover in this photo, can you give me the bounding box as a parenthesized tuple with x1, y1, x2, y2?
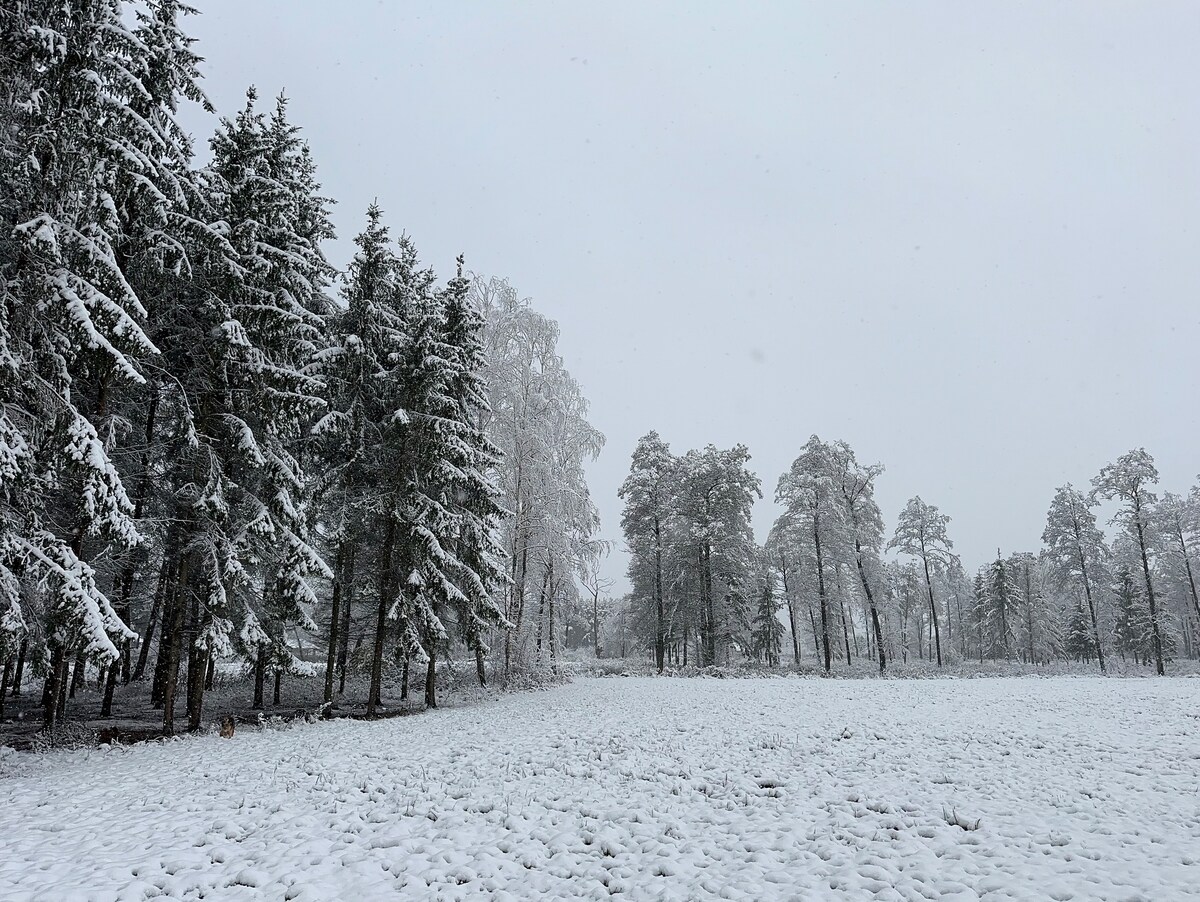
(2, 676, 1198, 901)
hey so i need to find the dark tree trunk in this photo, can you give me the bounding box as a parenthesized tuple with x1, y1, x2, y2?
(337, 543, 356, 696)
(42, 644, 67, 730)
(475, 645, 486, 687)
(424, 649, 437, 708)
(853, 538, 886, 674)
(324, 543, 346, 705)
(135, 559, 170, 682)
(653, 515, 665, 673)
(701, 542, 716, 666)
(921, 547, 943, 666)
(1134, 517, 1165, 675)
(12, 638, 27, 696)
(253, 646, 265, 709)
(273, 668, 281, 706)
(813, 517, 831, 673)
(151, 557, 180, 707)
(69, 647, 86, 698)
(0, 658, 11, 716)
(188, 646, 209, 732)
(778, 551, 801, 665)
(100, 656, 118, 717)
(400, 660, 409, 700)
(162, 555, 191, 736)
(368, 519, 396, 716)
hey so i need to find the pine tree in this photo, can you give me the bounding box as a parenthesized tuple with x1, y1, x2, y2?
(1112, 564, 1151, 664)
(1063, 596, 1098, 662)
(147, 88, 334, 733)
(313, 204, 404, 704)
(979, 552, 1020, 660)
(750, 568, 785, 666)
(0, 0, 219, 728)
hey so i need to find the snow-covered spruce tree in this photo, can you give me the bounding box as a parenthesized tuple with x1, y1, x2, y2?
(1042, 484, 1110, 672)
(1092, 449, 1165, 675)
(978, 552, 1020, 660)
(145, 88, 334, 733)
(619, 431, 677, 673)
(360, 231, 439, 716)
(889, 496, 956, 667)
(750, 563, 784, 666)
(774, 437, 843, 672)
(1063, 596, 1098, 663)
(425, 258, 510, 698)
(0, 0, 220, 728)
(1007, 552, 1057, 664)
(311, 204, 405, 704)
(1111, 562, 1151, 664)
(358, 247, 515, 711)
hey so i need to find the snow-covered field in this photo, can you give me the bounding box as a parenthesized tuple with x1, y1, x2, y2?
(2, 677, 1198, 901)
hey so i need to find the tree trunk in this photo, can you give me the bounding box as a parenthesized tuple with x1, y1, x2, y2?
(69, 646, 86, 698)
(852, 539, 886, 674)
(162, 555, 191, 736)
(273, 668, 281, 706)
(151, 557, 180, 707)
(1171, 524, 1200, 642)
(653, 515, 665, 673)
(535, 559, 552, 661)
(42, 644, 67, 730)
(920, 548, 943, 666)
(778, 551, 801, 665)
(701, 542, 716, 667)
(0, 658, 10, 717)
(425, 648, 437, 708)
(837, 577, 852, 665)
(548, 570, 558, 675)
(813, 516, 831, 673)
(253, 646, 265, 709)
(475, 645, 487, 687)
(188, 645, 209, 732)
(337, 542, 356, 695)
(12, 638, 27, 696)
(100, 655, 118, 717)
(1135, 517, 1165, 675)
(134, 559, 169, 682)
(1023, 562, 1036, 664)
(323, 543, 346, 705)
(368, 519, 396, 716)
(401, 659, 409, 700)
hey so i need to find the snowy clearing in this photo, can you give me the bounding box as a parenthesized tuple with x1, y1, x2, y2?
(3, 676, 1199, 901)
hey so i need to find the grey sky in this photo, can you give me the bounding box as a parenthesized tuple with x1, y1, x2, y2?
(181, 1, 1200, 587)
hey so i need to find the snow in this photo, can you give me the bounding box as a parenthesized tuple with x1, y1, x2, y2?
(2, 676, 1198, 900)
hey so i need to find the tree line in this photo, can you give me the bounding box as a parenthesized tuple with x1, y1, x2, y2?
(0, 0, 604, 734)
(620, 434, 1199, 675)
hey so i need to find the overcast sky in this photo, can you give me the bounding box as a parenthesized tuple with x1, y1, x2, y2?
(181, 1, 1199, 588)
